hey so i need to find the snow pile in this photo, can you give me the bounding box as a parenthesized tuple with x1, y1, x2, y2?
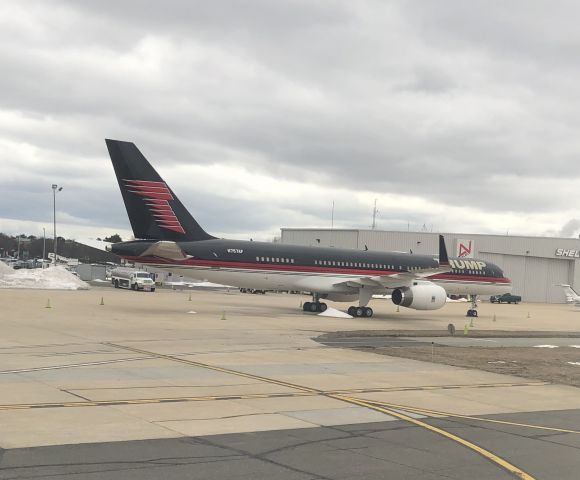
(318, 307, 353, 319)
(0, 261, 14, 275)
(0, 266, 89, 290)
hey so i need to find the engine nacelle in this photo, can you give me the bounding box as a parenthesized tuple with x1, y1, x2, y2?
(392, 284, 446, 310)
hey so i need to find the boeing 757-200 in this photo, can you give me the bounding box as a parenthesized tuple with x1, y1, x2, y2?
(105, 139, 511, 318)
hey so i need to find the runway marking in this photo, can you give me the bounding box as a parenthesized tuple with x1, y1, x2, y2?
(0, 356, 155, 375)
(363, 400, 580, 435)
(0, 383, 548, 411)
(102, 342, 536, 479)
(334, 395, 534, 480)
(104, 342, 317, 394)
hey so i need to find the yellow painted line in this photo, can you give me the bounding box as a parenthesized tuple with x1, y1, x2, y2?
(98, 342, 544, 477)
(105, 342, 317, 394)
(364, 400, 580, 435)
(0, 391, 316, 411)
(333, 395, 535, 480)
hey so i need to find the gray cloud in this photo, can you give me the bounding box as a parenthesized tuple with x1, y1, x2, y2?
(1, 0, 580, 240)
(559, 219, 580, 238)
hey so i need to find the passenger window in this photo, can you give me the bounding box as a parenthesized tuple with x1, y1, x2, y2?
(291, 259, 294, 263)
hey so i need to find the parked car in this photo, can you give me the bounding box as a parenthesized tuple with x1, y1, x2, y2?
(490, 293, 522, 304)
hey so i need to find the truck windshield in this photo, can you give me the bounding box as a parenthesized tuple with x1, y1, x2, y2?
(136, 273, 150, 278)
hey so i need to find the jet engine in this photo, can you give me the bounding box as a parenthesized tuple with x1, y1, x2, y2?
(391, 284, 446, 310)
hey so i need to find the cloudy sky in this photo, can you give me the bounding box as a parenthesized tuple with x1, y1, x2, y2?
(2, 0, 580, 242)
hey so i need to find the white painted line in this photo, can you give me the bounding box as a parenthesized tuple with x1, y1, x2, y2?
(0, 356, 154, 375)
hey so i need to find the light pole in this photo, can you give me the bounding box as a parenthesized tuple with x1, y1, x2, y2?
(42, 227, 46, 268)
(52, 184, 63, 265)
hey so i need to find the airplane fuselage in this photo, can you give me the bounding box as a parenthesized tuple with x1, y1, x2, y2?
(112, 238, 511, 298)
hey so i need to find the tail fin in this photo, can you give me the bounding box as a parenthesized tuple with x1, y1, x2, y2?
(438, 235, 449, 266)
(106, 139, 215, 241)
(559, 284, 580, 303)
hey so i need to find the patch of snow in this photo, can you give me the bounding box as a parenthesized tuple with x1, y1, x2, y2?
(0, 261, 14, 275)
(569, 345, 580, 349)
(318, 307, 353, 319)
(567, 362, 580, 366)
(0, 266, 89, 290)
(487, 361, 506, 364)
(533, 345, 558, 348)
(187, 311, 197, 314)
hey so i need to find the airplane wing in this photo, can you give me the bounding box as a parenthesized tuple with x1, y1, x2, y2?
(333, 235, 451, 290)
(140, 241, 191, 261)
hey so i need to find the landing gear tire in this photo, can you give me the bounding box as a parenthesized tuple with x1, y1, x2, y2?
(349, 306, 374, 318)
(303, 302, 327, 313)
(466, 295, 478, 318)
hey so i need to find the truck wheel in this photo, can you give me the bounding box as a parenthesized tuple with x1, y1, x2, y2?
(131, 283, 136, 290)
(114, 280, 119, 288)
(151, 288, 156, 292)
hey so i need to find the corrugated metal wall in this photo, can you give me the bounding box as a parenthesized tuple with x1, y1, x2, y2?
(281, 228, 580, 303)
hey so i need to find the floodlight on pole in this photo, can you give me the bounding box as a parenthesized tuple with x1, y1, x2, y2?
(52, 185, 63, 265)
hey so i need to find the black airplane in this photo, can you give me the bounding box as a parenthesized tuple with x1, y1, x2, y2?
(105, 140, 511, 318)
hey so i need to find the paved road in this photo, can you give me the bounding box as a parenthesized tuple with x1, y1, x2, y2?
(1, 409, 579, 479)
(319, 336, 580, 348)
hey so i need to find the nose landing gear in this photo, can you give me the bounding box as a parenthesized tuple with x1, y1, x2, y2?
(466, 295, 478, 317)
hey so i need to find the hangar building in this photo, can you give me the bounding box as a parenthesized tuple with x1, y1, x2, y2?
(280, 228, 580, 303)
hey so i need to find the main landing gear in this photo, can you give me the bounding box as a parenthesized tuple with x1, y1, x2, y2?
(466, 295, 478, 317)
(347, 306, 373, 318)
(303, 293, 327, 313)
(303, 301, 327, 313)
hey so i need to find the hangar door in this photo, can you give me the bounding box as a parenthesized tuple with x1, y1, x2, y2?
(479, 253, 571, 303)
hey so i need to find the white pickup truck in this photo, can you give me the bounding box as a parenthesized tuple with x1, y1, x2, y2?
(111, 268, 156, 292)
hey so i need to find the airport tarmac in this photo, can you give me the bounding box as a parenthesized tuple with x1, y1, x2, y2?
(1, 288, 580, 478)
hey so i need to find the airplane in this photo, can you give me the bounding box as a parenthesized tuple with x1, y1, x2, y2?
(558, 284, 580, 305)
(105, 139, 512, 318)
